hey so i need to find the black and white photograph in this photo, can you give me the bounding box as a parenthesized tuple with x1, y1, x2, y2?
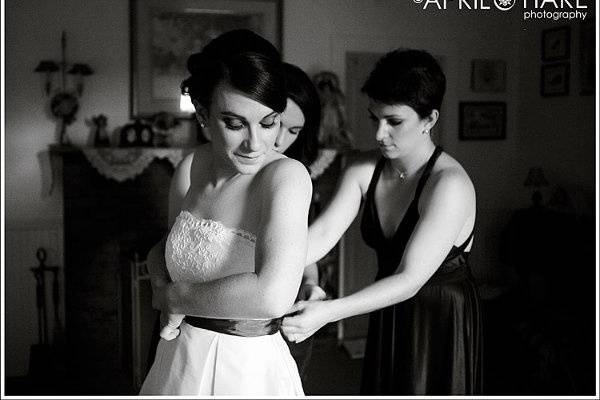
(471, 59, 507, 93)
(1, 0, 598, 398)
(459, 101, 507, 140)
(541, 62, 570, 97)
(541, 25, 571, 61)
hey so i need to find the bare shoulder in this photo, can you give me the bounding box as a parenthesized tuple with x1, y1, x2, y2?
(424, 152, 475, 202)
(343, 149, 380, 193)
(257, 156, 312, 195)
(260, 157, 312, 186)
(175, 151, 194, 176)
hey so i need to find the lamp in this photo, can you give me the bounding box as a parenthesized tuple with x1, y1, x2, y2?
(68, 63, 94, 96)
(524, 166, 549, 208)
(179, 94, 195, 113)
(34, 31, 94, 145)
(34, 60, 59, 95)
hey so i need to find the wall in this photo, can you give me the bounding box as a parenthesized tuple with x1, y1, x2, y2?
(517, 17, 596, 215)
(4, 0, 131, 377)
(4, 0, 596, 377)
(5, 0, 130, 227)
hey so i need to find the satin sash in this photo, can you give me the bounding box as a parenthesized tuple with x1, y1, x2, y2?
(184, 316, 282, 337)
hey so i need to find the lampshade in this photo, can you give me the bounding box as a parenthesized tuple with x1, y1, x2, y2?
(68, 63, 94, 76)
(524, 166, 549, 188)
(180, 94, 196, 112)
(34, 60, 59, 72)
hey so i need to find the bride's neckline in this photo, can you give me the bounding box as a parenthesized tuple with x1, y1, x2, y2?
(178, 210, 257, 243)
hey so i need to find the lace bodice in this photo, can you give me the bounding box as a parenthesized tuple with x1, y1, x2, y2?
(165, 211, 256, 283)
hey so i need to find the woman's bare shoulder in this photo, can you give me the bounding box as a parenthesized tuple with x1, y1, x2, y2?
(259, 156, 312, 190)
(426, 152, 475, 201)
(343, 149, 380, 192)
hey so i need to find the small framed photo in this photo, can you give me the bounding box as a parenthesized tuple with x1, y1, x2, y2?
(471, 59, 506, 92)
(541, 63, 570, 97)
(459, 102, 506, 140)
(542, 26, 571, 62)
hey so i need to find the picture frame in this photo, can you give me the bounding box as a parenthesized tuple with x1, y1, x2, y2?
(541, 63, 570, 97)
(542, 26, 571, 62)
(459, 102, 506, 140)
(129, 0, 282, 119)
(578, 20, 595, 95)
(471, 59, 506, 93)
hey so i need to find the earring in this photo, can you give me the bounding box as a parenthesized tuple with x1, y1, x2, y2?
(423, 129, 429, 135)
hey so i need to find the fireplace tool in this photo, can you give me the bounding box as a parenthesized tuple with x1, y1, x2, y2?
(28, 247, 61, 378)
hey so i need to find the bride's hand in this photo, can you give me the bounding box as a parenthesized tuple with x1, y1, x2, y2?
(281, 300, 333, 343)
(160, 312, 184, 341)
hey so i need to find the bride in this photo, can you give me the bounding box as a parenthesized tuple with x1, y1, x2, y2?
(139, 30, 311, 396)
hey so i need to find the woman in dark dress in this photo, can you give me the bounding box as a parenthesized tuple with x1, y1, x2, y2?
(281, 49, 482, 395)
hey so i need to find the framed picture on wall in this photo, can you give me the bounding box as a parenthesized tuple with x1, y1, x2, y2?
(541, 63, 570, 97)
(542, 26, 571, 62)
(129, 0, 282, 119)
(471, 59, 506, 92)
(459, 101, 506, 140)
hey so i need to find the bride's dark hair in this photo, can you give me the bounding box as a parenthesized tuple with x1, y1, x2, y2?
(181, 29, 286, 113)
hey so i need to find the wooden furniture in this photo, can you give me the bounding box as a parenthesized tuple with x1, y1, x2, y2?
(484, 206, 596, 395)
(130, 254, 155, 392)
(51, 145, 185, 394)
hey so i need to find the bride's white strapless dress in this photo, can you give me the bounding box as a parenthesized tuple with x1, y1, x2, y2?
(139, 211, 304, 396)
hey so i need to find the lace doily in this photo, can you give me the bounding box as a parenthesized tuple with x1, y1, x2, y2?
(82, 148, 189, 182)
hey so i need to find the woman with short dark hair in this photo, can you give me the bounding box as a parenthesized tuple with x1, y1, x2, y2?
(282, 49, 482, 395)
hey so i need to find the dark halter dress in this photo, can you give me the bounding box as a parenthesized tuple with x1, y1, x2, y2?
(360, 146, 483, 395)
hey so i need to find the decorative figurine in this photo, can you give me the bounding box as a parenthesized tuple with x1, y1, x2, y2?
(151, 112, 180, 147)
(90, 114, 110, 147)
(120, 119, 154, 147)
(313, 71, 353, 149)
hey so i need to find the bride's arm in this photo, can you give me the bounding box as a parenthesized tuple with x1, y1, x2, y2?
(147, 152, 193, 339)
(160, 158, 313, 319)
(147, 152, 194, 293)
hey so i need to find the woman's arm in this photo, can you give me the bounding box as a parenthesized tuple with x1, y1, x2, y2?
(296, 263, 326, 301)
(159, 158, 313, 319)
(282, 169, 475, 341)
(306, 154, 373, 264)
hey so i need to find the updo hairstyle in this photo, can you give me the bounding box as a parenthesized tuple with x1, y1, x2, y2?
(181, 29, 286, 113)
